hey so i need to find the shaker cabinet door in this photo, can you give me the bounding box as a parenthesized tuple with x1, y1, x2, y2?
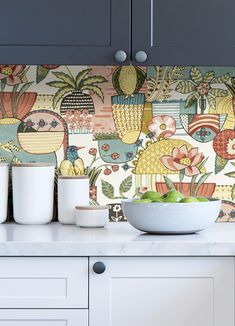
(0, 0, 131, 65)
(89, 257, 234, 326)
(0, 310, 88, 326)
(132, 0, 235, 65)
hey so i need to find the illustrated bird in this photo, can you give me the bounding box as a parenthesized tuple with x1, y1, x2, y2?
(112, 66, 146, 96)
(59, 145, 85, 176)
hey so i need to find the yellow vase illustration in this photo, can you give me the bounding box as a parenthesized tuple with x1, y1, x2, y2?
(111, 94, 145, 144)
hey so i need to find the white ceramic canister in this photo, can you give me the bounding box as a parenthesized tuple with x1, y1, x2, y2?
(75, 205, 109, 228)
(58, 176, 89, 224)
(12, 163, 55, 224)
(0, 163, 9, 223)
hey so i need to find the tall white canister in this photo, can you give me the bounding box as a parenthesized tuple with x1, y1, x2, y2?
(58, 176, 89, 224)
(12, 163, 55, 224)
(0, 163, 9, 223)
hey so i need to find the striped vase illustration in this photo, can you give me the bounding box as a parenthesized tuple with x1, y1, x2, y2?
(179, 114, 227, 143)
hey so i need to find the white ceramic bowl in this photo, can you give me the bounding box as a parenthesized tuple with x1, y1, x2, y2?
(122, 198, 221, 234)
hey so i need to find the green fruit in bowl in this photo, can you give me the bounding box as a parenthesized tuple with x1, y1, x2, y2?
(152, 198, 165, 203)
(180, 197, 199, 203)
(197, 197, 209, 202)
(161, 190, 184, 203)
(141, 191, 161, 201)
(133, 199, 152, 204)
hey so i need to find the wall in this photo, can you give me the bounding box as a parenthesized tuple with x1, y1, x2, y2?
(0, 65, 234, 222)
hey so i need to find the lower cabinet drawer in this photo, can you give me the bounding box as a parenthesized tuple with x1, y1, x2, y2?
(0, 309, 88, 326)
(0, 257, 88, 308)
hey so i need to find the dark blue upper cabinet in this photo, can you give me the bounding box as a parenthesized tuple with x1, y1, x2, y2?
(0, 0, 131, 65)
(132, 0, 235, 66)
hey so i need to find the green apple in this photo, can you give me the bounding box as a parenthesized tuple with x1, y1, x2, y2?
(161, 190, 184, 203)
(179, 197, 199, 203)
(197, 197, 209, 202)
(141, 191, 161, 201)
(133, 199, 152, 204)
(152, 198, 165, 203)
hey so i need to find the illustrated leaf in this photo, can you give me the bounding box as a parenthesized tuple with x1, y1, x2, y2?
(207, 94, 216, 109)
(185, 94, 197, 108)
(215, 155, 228, 174)
(213, 74, 230, 83)
(46, 81, 68, 88)
(231, 184, 235, 201)
(210, 88, 228, 97)
(76, 68, 92, 88)
(36, 65, 49, 84)
(225, 83, 235, 97)
(101, 180, 115, 199)
(195, 172, 212, 195)
(203, 71, 215, 82)
(231, 162, 235, 167)
(52, 86, 74, 109)
(19, 66, 30, 80)
(225, 172, 235, 178)
(119, 175, 132, 194)
(81, 76, 107, 86)
(80, 84, 104, 102)
(52, 71, 76, 88)
(163, 175, 176, 191)
(190, 67, 203, 84)
(175, 80, 195, 94)
(18, 81, 34, 96)
(198, 156, 209, 173)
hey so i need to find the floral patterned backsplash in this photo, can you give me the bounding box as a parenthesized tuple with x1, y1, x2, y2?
(0, 65, 234, 222)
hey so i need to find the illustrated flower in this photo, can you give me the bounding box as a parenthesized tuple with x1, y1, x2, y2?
(148, 115, 176, 138)
(82, 109, 89, 116)
(112, 204, 121, 213)
(37, 119, 48, 128)
(25, 119, 35, 128)
(111, 152, 120, 160)
(65, 110, 73, 123)
(213, 129, 235, 160)
(160, 145, 205, 176)
(0, 65, 26, 85)
(104, 168, 112, 175)
(135, 139, 143, 147)
(89, 148, 97, 156)
(196, 127, 211, 142)
(49, 119, 59, 128)
(125, 151, 133, 159)
(175, 67, 229, 112)
(101, 144, 110, 151)
(112, 165, 119, 172)
(122, 163, 131, 171)
(146, 131, 155, 139)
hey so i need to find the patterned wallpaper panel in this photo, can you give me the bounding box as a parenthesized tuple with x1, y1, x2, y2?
(0, 65, 234, 222)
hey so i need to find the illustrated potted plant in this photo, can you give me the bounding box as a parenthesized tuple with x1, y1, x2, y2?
(156, 144, 215, 197)
(47, 67, 107, 115)
(176, 67, 229, 143)
(0, 65, 36, 120)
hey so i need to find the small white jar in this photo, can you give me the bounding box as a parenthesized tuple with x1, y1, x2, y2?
(58, 176, 89, 224)
(12, 163, 55, 224)
(0, 163, 9, 223)
(75, 205, 109, 228)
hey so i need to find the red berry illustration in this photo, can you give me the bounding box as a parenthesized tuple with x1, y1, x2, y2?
(104, 168, 112, 175)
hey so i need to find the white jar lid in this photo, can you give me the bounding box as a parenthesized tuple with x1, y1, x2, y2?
(75, 205, 109, 210)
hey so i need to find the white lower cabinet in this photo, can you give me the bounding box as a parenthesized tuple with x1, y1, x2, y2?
(89, 257, 234, 326)
(0, 309, 88, 326)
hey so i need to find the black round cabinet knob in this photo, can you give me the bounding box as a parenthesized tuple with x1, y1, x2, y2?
(93, 261, 106, 274)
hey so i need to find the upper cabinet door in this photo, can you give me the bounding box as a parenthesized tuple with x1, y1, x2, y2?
(0, 0, 131, 65)
(132, 0, 235, 65)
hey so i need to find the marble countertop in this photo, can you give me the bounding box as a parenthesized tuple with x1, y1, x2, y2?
(0, 222, 235, 256)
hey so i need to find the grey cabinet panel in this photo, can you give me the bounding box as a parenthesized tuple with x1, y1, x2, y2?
(132, 0, 235, 65)
(0, 0, 131, 65)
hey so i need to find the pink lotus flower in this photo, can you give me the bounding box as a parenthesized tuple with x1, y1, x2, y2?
(0, 65, 25, 85)
(148, 115, 176, 138)
(160, 145, 205, 176)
